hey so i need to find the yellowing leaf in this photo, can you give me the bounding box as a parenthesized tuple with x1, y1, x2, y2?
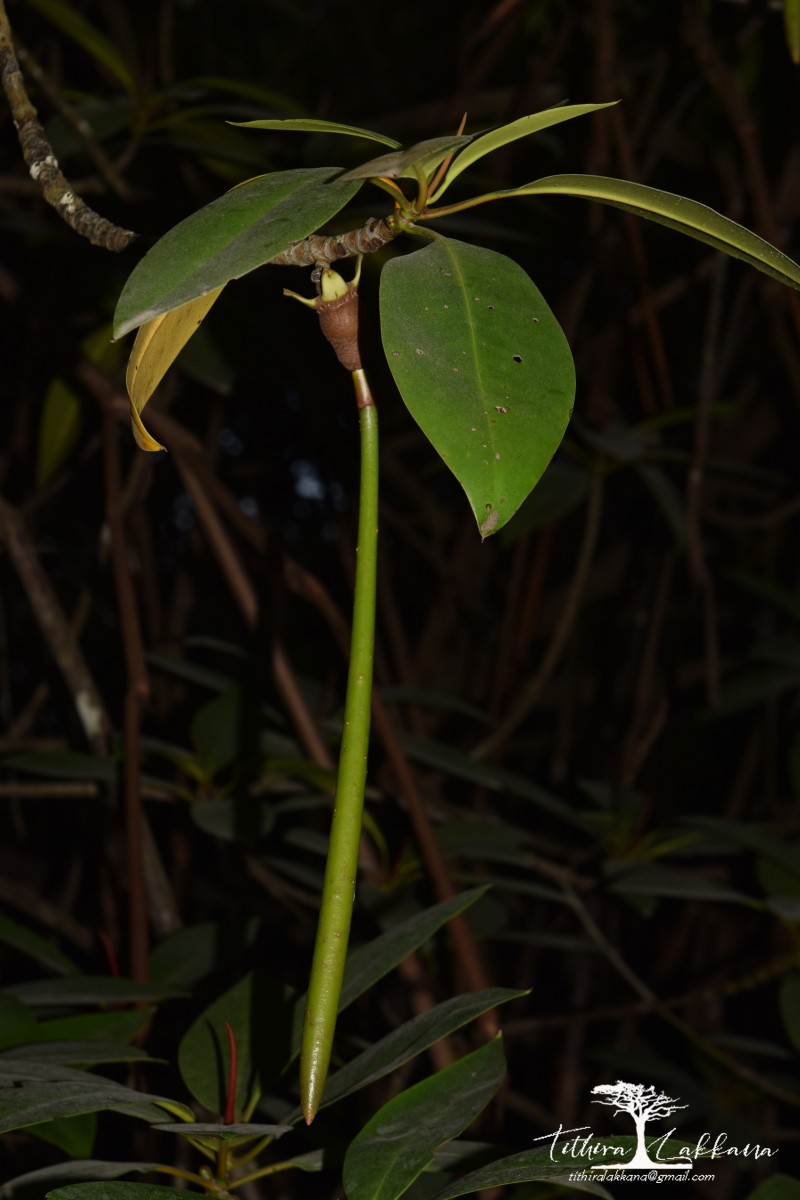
(125, 288, 224, 451)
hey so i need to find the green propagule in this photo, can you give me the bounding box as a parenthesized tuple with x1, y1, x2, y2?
(113, 102, 800, 1125)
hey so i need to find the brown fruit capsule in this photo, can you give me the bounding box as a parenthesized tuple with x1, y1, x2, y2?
(316, 270, 362, 371)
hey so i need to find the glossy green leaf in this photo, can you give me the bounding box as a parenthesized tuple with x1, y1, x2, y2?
(0, 1065, 183, 1133)
(1, 1161, 155, 1200)
(47, 1187, 180, 1200)
(153, 1120, 290, 1148)
(338, 136, 472, 183)
(785, 0, 800, 63)
(288, 886, 488, 1057)
(310, 987, 525, 1116)
(495, 174, 800, 292)
(178, 970, 293, 1116)
(1, 978, 183, 1007)
(343, 1037, 506, 1200)
(232, 117, 401, 149)
(434, 103, 618, 197)
(430, 1147, 614, 1199)
(0, 913, 78, 976)
(114, 169, 361, 337)
(381, 237, 575, 538)
(26, 0, 136, 94)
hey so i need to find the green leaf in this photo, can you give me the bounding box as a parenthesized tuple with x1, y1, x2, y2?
(28, 1111, 96, 1159)
(1, 1161, 155, 1200)
(288, 886, 489, 1058)
(724, 568, 800, 623)
(429, 1146, 615, 1199)
(745, 1175, 800, 1200)
(1, 978, 183, 1007)
(310, 988, 524, 1116)
(0, 1065, 185, 1133)
(148, 920, 260, 988)
(2, 1040, 153, 1065)
(4, 1009, 152, 1052)
(338, 136, 472, 183)
(47, 1187, 181, 1200)
(0, 997, 37, 1051)
(381, 237, 575, 538)
(1, 750, 116, 781)
(785, 0, 800, 63)
(190, 686, 246, 775)
(779, 974, 800, 1053)
(496, 174, 800, 292)
(26, 0, 136, 94)
(401, 735, 581, 826)
(605, 863, 754, 907)
(153, 1120, 290, 1148)
(681, 817, 800, 880)
(191, 797, 277, 844)
(499, 460, 589, 543)
(232, 117, 401, 149)
(35, 379, 83, 488)
(0, 913, 78, 976)
(343, 1037, 506, 1200)
(435, 103, 618, 197)
(114, 169, 361, 337)
(178, 970, 293, 1116)
(36, 323, 122, 484)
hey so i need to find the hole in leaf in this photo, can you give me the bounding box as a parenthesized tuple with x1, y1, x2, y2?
(512, 355, 522, 364)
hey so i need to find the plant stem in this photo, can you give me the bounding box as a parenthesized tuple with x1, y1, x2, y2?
(300, 367, 378, 1124)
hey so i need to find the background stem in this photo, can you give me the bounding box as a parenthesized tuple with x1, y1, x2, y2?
(300, 369, 378, 1123)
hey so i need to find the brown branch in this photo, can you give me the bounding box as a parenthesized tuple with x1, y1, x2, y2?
(0, 0, 137, 251)
(0, 496, 110, 752)
(101, 408, 149, 980)
(269, 217, 399, 269)
(15, 41, 135, 201)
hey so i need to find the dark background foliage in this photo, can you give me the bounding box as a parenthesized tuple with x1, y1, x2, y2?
(1, 0, 800, 1196)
